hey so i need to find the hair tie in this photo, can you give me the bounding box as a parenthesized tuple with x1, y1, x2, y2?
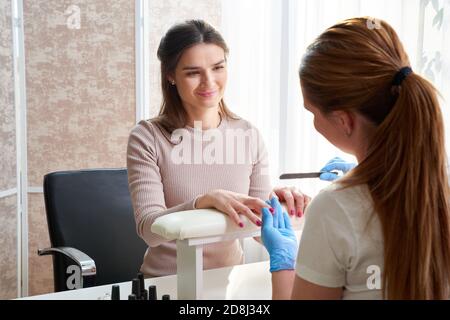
(392, 66, 413, 86)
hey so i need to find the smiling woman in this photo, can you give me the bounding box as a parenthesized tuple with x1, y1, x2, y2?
(126, 19, 310, 278)
(153, 20, 238, 133)
(169, 43, 228, 128)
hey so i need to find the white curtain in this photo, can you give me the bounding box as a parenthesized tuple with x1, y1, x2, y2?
(221, 0, 450, 197)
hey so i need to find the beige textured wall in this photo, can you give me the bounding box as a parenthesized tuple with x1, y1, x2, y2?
(20, 0, 221, 296)
(0, 196, 17, 299)
(0, 0, 17, 191)
(148, 0, 222, 116)
(0, 0, 18, 299)
(28, 194, 52, 295)
(24, 0, 136, 295)
(24, 0, 136, 185)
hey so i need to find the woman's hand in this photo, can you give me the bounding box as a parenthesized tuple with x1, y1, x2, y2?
(261, 197, 298, 272)
(271, 186, 311, 218)
(195, 189, 271, 227)
(319, 157, 357, 181)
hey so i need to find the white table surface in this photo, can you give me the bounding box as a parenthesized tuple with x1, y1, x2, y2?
(19, 261, 272, 300)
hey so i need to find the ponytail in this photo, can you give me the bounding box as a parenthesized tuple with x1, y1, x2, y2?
(300, 17, 450, 299)
(346, 73, 450, 299)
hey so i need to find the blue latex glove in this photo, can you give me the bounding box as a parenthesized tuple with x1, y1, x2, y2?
(261, 197, 298, 272)
(320, 157, 357, 181)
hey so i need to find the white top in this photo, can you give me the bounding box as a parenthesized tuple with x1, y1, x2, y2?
(295, 183, 384, 300)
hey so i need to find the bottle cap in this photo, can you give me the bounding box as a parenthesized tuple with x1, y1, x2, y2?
(111, 285, 120, 300)
(141, 289, 148, 300)
(137, 273, 147, 300)
(148, 285, 157, 300)
(132, 278, 141, 299)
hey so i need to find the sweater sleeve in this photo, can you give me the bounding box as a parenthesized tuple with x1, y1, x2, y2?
(126, 122, 200, 248)
(248, 125, 272, 201)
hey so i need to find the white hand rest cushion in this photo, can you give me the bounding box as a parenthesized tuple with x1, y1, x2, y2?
(150, 209, 303, 241)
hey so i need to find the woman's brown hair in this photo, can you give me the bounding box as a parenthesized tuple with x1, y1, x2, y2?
(300, 17, 450, 299)
(154, 19, 239, 134)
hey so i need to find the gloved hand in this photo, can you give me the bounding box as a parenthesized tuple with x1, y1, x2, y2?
(320, 157, 357, 181)
(261, 197, 298, 272)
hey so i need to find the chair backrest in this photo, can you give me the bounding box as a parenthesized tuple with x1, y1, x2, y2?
(43, 168, 147, 291)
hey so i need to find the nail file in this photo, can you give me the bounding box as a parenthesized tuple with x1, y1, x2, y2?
(279, 171, 338, 180)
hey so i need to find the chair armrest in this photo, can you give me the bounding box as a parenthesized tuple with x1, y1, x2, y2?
(151, 208, 303, 243)
(38, 246, 96, 277)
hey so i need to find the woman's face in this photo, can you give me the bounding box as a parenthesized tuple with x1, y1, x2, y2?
(171, 43, 227, 113)
(301, 85, 353, 154)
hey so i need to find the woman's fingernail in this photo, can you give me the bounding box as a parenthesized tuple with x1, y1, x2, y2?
(256, 220, 262, 227)
(269, 208, 274, 214)
(239, 222, 244, 228)
(297, 210, 302, 217)
(290, 209, 295, 216)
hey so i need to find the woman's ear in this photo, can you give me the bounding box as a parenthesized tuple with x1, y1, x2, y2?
(167, 73, 176, 85)
(332, 110, 355, 137)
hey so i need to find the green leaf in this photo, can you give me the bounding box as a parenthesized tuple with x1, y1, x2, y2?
(434, 52, 442, 71)
(431, 0, 439, 12)
(432, 8, 444, 30)
(425, 66, 435, 82)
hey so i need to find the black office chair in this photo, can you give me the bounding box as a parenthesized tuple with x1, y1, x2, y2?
(38, 168, 147, 292)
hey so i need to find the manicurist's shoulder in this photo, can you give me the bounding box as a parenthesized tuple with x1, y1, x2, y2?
(304, 183, 342, 219)
(305, 182, 372, 225)
(321, 182, 372, 213)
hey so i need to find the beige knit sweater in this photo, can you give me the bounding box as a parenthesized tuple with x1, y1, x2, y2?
(126, 116, 272, 277)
